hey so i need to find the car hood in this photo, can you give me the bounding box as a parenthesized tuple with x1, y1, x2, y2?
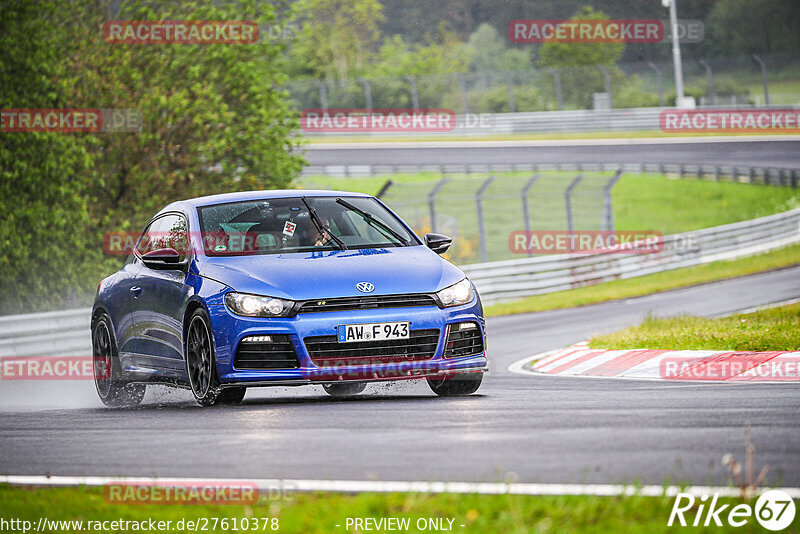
(196, 245, 465, 300)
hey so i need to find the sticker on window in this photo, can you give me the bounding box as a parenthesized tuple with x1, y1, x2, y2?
(283, 221, 297, 236)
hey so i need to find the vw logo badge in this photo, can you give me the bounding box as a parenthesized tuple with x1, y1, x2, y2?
(356, 282, 375, 293)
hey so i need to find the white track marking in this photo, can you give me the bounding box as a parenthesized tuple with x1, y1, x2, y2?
(712, 297, 800, 318)
(306, 135, 800, 150)
(2, 475, 798, 499)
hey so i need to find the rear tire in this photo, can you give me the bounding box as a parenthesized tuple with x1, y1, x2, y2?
(92, 314, 146, 407)
(427, 372, 483, 397)
(323, 382, 367, 397)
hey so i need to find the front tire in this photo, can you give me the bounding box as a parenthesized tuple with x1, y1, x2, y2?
(92, 314, 146, 407)
(427, 372, 483, 396)
(323, 382, 367, 397)
(185, 309, 222, 406)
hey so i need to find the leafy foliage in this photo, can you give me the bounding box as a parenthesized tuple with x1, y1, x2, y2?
(1, 0, 305, 313)
(0, 0, 100, 312)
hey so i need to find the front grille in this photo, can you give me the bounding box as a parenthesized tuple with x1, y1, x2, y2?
(304, 328, 440, 366)
(296, 294, 437, 314)
(444, 323, 484, 358)
(234, 335, 301, 370)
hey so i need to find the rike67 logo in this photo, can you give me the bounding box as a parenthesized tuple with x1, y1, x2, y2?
(668, 490, 796, 530)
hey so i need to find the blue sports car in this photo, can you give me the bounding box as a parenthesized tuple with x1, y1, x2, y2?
(92, 190, 487, 406)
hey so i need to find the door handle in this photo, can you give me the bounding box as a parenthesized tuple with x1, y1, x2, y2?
(130, 286, 142, 297)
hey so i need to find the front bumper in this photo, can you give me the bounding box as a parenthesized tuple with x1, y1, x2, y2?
(207, 297, 487, 385)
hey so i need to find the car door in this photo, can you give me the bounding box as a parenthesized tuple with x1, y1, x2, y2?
(130, 213, 191, 373)
(105, 255, 143, 365)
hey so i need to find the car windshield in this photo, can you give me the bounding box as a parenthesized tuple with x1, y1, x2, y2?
(197, 196, 417, 256)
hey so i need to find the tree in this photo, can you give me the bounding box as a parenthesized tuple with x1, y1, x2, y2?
(706, 0, 800, 56)
(289, 0, 385, 81)
(466, 23, 531, 72)
(1, 0, 306, 313)
(0, 0, 99, 313)
(69, 0, 306, 232)
(538, 6, 624, 68)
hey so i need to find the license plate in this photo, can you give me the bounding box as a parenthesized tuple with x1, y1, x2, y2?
(337, 322, 410, 343)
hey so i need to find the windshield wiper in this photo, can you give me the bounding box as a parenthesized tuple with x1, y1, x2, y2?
(335, 197, 409, 246)
(301, 197, 347, 250)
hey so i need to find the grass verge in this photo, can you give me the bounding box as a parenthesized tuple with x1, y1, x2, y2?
(0, 484, 790, 534)
(589, 303, 800, 352)
(301, 172, 800, 238)
(484, 243, 800, 317)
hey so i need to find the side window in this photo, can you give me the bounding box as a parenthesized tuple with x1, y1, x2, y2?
(135, 214, 189, 260)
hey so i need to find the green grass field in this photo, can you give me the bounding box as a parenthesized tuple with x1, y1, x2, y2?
(742, 79, 800, 106)
(301, 171, 800, 317)
(301, 172, 800, 239)
(1, 484, 792, 534)
(589, 302, 800, 351)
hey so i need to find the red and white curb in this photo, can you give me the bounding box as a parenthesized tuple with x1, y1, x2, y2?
(511, 342, 800, 382)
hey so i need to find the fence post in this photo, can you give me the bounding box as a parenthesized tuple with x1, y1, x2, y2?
(428, 177, 449, 233)
(376, 180, 393, 199)
(699, 59, 714, 105)
(752, 55, 771, 106)
(564, 175, 584, 251)
(521, 173, 540, 257)
(313, 80, 328, 109)
(647, 61, 664, 107)
(403, 75, 420, 110)
(356, 77, 372, 112)
(597, 65, 612, 108)
(603, 170, 623, 233)
(476, 176, 495, 262)
(504, 72, 516, 113)
(454, 74, 469, 115)
(546, 68, 563, 110)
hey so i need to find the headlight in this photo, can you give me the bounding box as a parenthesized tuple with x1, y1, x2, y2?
(435, 278, 474, 308)
(224, 292, 295, 317)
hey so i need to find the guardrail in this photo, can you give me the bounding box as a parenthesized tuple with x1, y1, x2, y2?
(1, 209, 798, 356)
(462, 207, 800, 304)
(0, 308, 92, 358)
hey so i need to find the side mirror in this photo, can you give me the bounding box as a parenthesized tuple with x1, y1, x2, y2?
(141, 248, 188, 271)
(425, 233, 452, 254)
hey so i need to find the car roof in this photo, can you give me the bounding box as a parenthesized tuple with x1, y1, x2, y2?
(162, 189, 373, 213)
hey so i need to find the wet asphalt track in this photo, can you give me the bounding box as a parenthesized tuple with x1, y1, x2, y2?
(305, 138, 800, 168)
(1, 267, 798, 486)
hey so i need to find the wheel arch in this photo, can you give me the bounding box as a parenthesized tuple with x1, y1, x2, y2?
(182, 297, 210, 344)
